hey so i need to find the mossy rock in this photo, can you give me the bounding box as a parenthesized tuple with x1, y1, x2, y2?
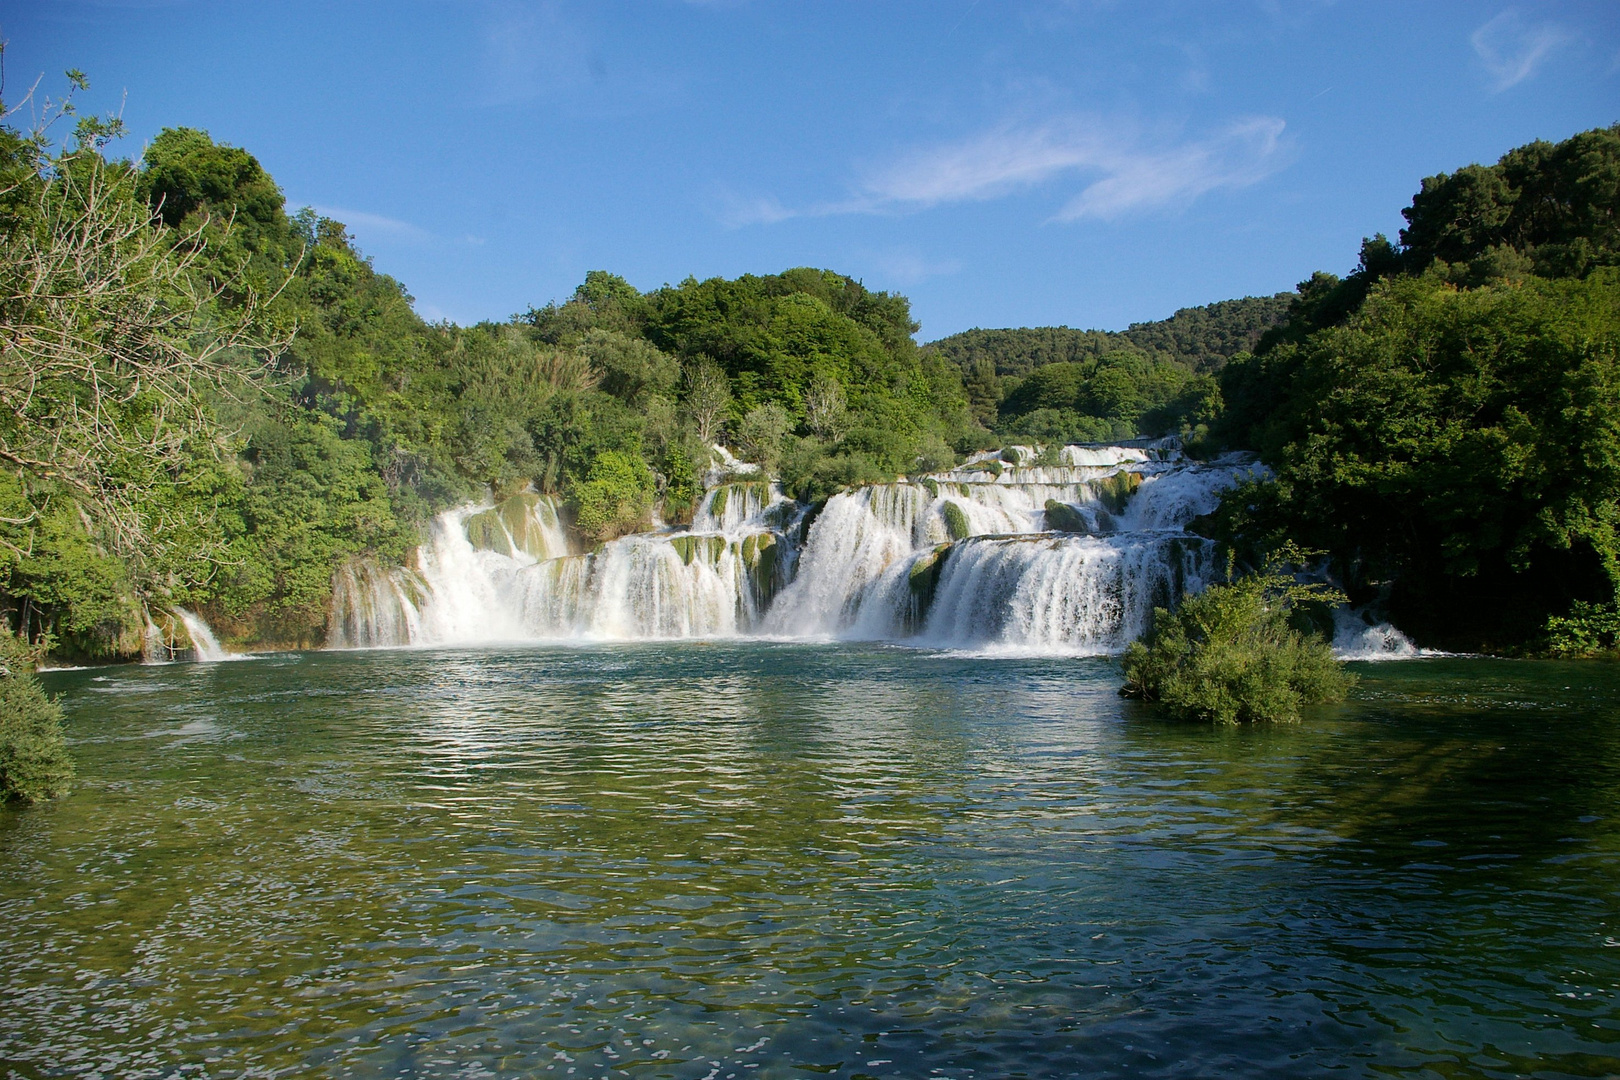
(463, 507, 513, 556)
(740, 532, 777, 567)
(920, 477, 940, 499)
(1000, 447, 1022, 466)
(740, 533, 781, 610)
(1092, 470, 1143, 515)
(941, 501, 972, 541)
(669, 534, 728, 566)
(983, 459, 1004, 479)
(905, 544, 954, 629)
(1044, 499, 1088, 533)
(465, 493, 560, 560)
(708, 485, 729, 520)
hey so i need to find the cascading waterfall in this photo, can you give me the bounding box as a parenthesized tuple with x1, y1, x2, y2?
(174, 608, 231, 662)
(330, 484, 799, 647)
(761, 452, 1256, 651)
(144, 607, 233, 662)
(325, 446, 1275, 654)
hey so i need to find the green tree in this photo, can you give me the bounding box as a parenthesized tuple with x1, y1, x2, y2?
(1217, 271, 1620, 650)
(0, 632, 74, 803)
(571, 450, 654, 541)
(1122, 560, 1353, 724)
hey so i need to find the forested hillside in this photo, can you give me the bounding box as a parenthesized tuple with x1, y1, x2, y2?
(1209, 123, 1620, 653)
(0, 94, 977, 661)
(926, 294, 1290, 443)
(2, 63, 1613, 662)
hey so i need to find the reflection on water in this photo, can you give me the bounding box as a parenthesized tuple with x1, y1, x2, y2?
(5, 646, 1619, 1078)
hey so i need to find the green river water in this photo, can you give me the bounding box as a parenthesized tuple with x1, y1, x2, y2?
(5, 643, 1619, 1078)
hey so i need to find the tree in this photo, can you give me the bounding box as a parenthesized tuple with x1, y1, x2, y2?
(0, 630, 73, 803)
(682, 358, 732, 447)
(803, 372, 847, 439)
(0, 78, 285, 584)
(1122, 557, 1353, 724)
(737, 402, 790, 473)
(1216, 270, 1620, 650)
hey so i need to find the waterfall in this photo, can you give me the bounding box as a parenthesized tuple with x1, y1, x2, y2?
(330, 488, 799, 647)
(145, 607, 232, 662)
(326, 447, 1273, 653)
(1332, 608, 1426, 660)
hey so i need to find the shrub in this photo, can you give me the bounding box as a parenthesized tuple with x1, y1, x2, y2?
(570, 450, 655, 541)
(737, 402, 791, 474)
(1544, 601, 1620, 657)
(1121, 562, 1355, 724)
(1044, 499, 1087, 533)
(0, 634, 74, 804)
(912, 432, 957, 474)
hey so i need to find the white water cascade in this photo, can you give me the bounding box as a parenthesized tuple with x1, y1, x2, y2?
(175, 609, 231, 661)
(143, 607, 232, 662)
(328, 446, 1276, 655)
(330, 483, 799, 647)
(761, 447, 1261, 652)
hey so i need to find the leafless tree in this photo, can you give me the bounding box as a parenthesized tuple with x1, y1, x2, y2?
(804, 372, 847, 440)
(682, 358, 732, 447)
(0, 64, 289, 573)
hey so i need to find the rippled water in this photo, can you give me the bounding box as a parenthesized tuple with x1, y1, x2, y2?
(6, 645, 1620, 1078)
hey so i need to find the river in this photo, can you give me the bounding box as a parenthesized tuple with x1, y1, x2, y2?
(6, 644, 1618, 1077)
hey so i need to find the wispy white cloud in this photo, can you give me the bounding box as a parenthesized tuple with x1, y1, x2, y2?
(860, 122, 1111, 207)
(1052, 116, 1287, 221)
(846, 114, 1289, 223)
(866, 249, 964, 286)
(311, 205, 433, 243)
(717, 113, 1290, 229)
(1471, 10, 1571, 91)
(715, 191, 798, 228)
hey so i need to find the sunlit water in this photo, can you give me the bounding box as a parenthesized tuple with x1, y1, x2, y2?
(7, 645, 1620, 1078)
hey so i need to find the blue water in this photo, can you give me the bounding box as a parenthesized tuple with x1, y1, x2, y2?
(5, 643, 1619, 1078)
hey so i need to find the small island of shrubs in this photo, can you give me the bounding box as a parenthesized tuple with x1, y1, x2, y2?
(1121, 556, 1356, 724)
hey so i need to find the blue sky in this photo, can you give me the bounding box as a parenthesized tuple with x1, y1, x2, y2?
(5, 1, 1616, 338)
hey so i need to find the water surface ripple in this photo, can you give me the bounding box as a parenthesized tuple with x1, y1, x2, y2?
(6, 645, 1620, 1078)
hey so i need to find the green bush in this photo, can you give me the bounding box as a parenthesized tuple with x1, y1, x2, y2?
(1544, 601, 1620, 657)
(1121, 564, 1355, 724)
(0, 635, 74, 804)
(570, 450, 655, 541)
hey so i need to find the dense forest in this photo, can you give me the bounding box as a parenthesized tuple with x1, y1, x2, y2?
(927, 295, 1290, 443)
(1212, 123, 1620, 651)
(0, 65, 1615, 665)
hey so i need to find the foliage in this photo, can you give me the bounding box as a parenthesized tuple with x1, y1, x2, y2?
(926, 294, 1290, 380)
(1211, 125, 1620, 652)
(0, 632, 74, 804)
(1543, 601, 1620, 658)
(736, 402, 791, 473)
(0, 105, 282, 585)
(923, 296, 1281, 445)
(1219, 268, 1620, 650)
(571, 450, 654, 541)
(682, 359, 732, 447)
(207, 410, 410, 644)
(1121, 559, 1354, 724)
(997, 352, 1219, 443)
(1119, 295, 1296, 371)
(1400, 123, 1620, 281)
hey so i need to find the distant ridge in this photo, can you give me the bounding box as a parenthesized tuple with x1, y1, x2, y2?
(925, 293, 1294, 377)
